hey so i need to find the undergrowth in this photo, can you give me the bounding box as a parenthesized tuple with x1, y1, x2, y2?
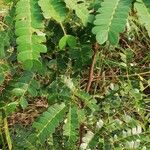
(0, 0, 150, 149)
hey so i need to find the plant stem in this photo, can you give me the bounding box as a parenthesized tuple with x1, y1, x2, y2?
(94, 71, 150, 80)
(60, 22, 67, 35)
(78, 42, 99, 149)
(86, 42, 100, 92)
(3, 111, 12, 150)
(0, 111, 6, 150)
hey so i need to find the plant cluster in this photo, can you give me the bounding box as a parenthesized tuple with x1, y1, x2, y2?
(0, 0, 150, 149)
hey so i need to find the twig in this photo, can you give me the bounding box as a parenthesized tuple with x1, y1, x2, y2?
(94, 71, 150, 80)
(78, 42, 99, 149)
(86, 42, 99, 92)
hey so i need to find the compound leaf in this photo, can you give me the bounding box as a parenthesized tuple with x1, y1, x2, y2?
(15, 0, 47, 70)
(63, 104, 78, 148)
(33, 103, 67, 143)
(64, 0, 90, 26)
(134, 0, 150, 37)
(92, 0, 131, 45)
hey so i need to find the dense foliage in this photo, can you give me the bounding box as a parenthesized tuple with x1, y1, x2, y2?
(0, 0, 150, 149)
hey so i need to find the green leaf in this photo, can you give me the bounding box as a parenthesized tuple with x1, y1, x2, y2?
(92, 0, 131, 45)
(0, 62, 10, 85)
(63, 104, 78, 148)
(12, 87, 26, 96)
(11, 72, 38, 98)
(67, 35, 77, 48)
(20, 98, 28, 109)
(64, 0, 90, 26)
(59, 35, 76, 49)
(76, 91, 98, 111)
(0, 31, 9, 58)
(4, 102, 18, 116)
(77, 109, 86, 123)
(134, 0, 150, 37)
(0, 74, 5, 85)
(59, 35, 68, 49)
(38, 0, 68, 22)
(33, 103, 67, 143)
(15, 0, 47, 70)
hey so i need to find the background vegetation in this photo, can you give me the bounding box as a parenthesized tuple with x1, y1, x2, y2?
(0, 0, 150, 149)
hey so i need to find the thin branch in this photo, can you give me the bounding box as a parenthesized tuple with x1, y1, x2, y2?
(86, 42, 100, 92)
(94, 71, 150, 80)
(78, 43, 99, 149)
(60, 22, 67, 35)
